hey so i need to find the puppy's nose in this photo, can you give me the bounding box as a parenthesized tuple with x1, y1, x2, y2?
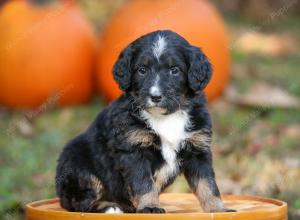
(150, 95, 162, 103)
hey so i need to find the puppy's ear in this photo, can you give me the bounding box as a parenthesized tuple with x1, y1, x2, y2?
(186, 46, 212, 91)
(113, 45, 134, 91)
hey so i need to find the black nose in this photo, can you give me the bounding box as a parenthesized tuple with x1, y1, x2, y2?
(151, 95, 162, 103)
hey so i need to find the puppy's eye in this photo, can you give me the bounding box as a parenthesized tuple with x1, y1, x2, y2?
(170, 66, 180, 75)
(138, 67, 147, 75)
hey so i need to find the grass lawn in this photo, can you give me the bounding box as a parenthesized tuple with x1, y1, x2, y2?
(0, 8, 300, 220)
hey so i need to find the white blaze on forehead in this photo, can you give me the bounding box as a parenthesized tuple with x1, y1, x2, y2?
(152, 35, 167, 60)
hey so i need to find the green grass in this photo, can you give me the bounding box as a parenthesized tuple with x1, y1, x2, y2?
(0, 99, 105, 217)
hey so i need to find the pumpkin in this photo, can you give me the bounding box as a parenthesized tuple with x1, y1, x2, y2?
(97, 0, 231, 102)
(0, 0, 96, 108)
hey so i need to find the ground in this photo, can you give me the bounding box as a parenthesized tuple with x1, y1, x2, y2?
(0, 2, 300, 219)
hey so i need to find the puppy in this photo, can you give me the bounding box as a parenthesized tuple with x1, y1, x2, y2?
(55, 30, 233, 214)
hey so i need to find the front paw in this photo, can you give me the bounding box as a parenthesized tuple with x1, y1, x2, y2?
(137, 207, 166, 213)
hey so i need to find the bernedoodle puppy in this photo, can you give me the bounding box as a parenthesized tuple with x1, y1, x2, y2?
(55, 30, 234, 214)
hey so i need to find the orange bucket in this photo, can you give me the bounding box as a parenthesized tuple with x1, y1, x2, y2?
(26, 193, 287, 220)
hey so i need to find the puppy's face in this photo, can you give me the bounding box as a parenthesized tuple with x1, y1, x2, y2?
(113, 30, 212, 115)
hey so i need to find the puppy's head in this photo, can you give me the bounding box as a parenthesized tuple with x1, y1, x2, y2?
(113, 30, 212, 115)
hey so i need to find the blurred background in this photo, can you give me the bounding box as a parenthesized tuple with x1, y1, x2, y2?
(0, 0, 299, 219)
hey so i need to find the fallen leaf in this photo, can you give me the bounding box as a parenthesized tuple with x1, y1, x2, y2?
(225, 82, 300, 108)
(234, 32, 297, 56)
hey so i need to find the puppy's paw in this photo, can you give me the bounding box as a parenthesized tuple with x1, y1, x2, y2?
(137, 207, 166, 213)
(103, 206, 123, 213)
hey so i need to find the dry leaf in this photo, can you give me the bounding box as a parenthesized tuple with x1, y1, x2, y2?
(225, 82, 300, 108)
(235, 32, 297, 56)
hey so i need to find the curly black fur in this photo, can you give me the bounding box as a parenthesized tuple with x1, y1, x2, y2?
(55, 30, 233, 214)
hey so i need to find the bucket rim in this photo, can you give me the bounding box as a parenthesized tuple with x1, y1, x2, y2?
(26, 193, 288, 220)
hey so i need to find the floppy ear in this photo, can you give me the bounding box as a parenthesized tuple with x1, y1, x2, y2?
(186, 46, 212, 91)
(113, 45, 134, 91)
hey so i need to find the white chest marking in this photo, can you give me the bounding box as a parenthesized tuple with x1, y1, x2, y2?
(142, 110, 190, 190)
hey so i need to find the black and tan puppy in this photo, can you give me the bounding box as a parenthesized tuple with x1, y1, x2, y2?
(56, 30, 233, 214)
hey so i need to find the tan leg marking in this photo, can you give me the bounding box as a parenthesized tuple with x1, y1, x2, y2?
(195, 179, 224, 212)
(135, 188, 159, 210)
(90, 175, 104, 197)
(75, 175, 107, 211)
(154, 168, 166, 192)
(154, 162, 178, 193)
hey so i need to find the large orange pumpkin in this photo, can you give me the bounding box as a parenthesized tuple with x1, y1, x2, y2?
(0, 0, 96, 108)
(97, 0, 231, 102)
